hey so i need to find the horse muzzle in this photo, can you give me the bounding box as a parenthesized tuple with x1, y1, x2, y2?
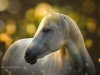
(24, 50, 38, 65)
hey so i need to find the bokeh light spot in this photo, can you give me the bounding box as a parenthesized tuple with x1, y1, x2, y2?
(85, 39, 93, 49)
(0, 33, 13, 46)
(98, 58, 100, 63)
(34, 3, 50, 21)
(26, 24, 36, 35)
(0, 0, 9, 11)
(82, 0, 96, 14)
(25, 9, 34, 22)
(86, 18, 96, 33)
(6, 20, 16, 35)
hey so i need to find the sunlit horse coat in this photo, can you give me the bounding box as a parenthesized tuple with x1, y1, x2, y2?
(1, 12, 95, 75)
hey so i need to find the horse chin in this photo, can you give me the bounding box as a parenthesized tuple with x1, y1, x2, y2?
(25, 56, 38, 65)
(29, 58, 37, 65)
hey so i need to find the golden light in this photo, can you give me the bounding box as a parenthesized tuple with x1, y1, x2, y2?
(86, 18, 96, 33)
(34, 3, 50, 21)
(25, 9, 34, 21)
(0, 33, 13, 46)
(0, 0, 9, 11)
(52, 7, 60, 13)
(82, 0, 95, 14)
(26, 24, 36, 35)
(98, 58, 100, 63)
(6, 20, 16, 35)
(67, 11, 80, 22)
(85, 39, 93, 49)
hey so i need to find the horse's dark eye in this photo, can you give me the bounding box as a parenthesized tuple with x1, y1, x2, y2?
(43, 28, 51, 33)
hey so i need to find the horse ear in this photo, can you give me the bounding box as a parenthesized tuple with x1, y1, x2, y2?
(48, 7, 55, 14)
(43, 7, 56, 17)
(47, 7, 58, 17)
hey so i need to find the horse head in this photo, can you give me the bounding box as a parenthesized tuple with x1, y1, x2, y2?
(24, 12, 96, 75)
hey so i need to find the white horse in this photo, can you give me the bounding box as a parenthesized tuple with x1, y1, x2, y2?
(1, 12, 95, 75)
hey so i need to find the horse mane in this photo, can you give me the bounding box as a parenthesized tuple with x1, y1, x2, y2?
(48, 13, 95, 75)
(46, 12, 83, 66)
(53, 47, 67, 66)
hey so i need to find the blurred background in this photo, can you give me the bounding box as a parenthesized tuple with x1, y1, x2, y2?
(0, 0, 100, 75)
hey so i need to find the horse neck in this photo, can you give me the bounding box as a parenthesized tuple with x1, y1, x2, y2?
(53, 47, 67, 66)
(41, 47, 68, 75)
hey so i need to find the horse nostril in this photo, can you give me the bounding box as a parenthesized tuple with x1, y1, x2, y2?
(24, 51, 38, 64)
(25, 51, 32, 60)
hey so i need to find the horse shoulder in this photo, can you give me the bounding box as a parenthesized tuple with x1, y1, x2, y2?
(2, 38, 32, 64)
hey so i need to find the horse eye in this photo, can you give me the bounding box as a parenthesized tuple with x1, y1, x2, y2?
(43, 28, 51, 33)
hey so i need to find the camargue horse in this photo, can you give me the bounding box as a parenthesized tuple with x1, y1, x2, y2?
(1, 12, 95, 75)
